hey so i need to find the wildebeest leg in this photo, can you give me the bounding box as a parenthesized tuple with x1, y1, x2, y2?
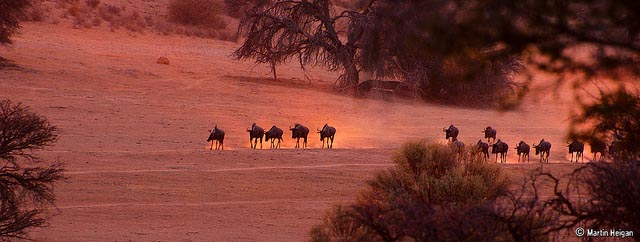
(220, 140, 224, 150)
(545, 152, 550, 163)
(260, 138, 263, 149)
(303, 137, 307, 149)
(210, 141, 214, 150)
(570, 152, 574, 162)
(329, 136, 334, 149)
(322, 138, 325, 149)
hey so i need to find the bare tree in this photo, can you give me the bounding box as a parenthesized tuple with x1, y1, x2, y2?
(234, 0, 522, 105)
(233, 0, 368, 91)
(0, 99, 64, 240)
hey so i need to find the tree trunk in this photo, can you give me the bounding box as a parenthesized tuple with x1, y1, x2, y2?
(341, 59, 359, 94)
(270, 59, 277, 81)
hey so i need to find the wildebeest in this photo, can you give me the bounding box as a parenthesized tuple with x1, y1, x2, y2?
(247, 123, 264, 149)
(451, 138, 465, 153)
(265, 125, 284, 149)
(289, 123, 310, 149)
(568, 140, 584, 162)
(492, 139, 508, 163)
(589, 139, 606, 161)
(482, 126, 497, 144)
(533, 139, 552, 163)
(476, 140, 489, 159)
(317, 124, 336, 149)
(206, 125, 225, 150)
(443, 124, 459, 142)
(514, 141, 530, 162)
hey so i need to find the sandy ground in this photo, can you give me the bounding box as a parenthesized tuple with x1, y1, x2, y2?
(0, 23, 591, 241)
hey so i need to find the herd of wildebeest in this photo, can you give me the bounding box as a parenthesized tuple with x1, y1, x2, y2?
(207, 123, 335, 150)
(207, 123, 615, 163)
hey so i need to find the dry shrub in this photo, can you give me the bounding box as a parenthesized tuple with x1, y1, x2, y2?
(310, 142, 517, 241)
(409, 54, 522, 108)
(224, 0, 272, 18)
(118, 10, 146, 32)
(85, 0, 100, 8)
(97, 4, 121, 22)
(151, 17, 174, 35)
(65, 1, 95, 28)
(24, 0, 238, 41)
(168, 0, 226, 29)
(21, 0, 50, 22)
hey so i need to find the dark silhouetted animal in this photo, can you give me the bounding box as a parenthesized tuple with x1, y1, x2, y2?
(492, 139, 508, 163)
(568, 140, 584, 162)
(317, 124, 336, 149)
(265, 125, 284, 149)
(289, 123, 309, 149)
(443, 124, 459, 142)
(515, 141, 530, 162)
(533, 139, 552, 163)
(207, 125, 225, 150)
(247, 123, 264, 149)
(589, 140, 606, 161)
(451, 138, 465, 153)
(476, 140, 489, 159)
(482, 126, 497, 144)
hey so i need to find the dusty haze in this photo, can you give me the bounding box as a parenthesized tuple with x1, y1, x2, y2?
(0, 19, 590, 241)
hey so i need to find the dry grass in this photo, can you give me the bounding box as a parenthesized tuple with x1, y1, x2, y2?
(23, 0, 237, 41)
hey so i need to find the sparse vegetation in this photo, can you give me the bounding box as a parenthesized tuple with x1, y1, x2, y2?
(310, 142, 553, 241)
(0, 0, 31, 45)
(168, 0, 226, 29)
(0, 99, 65, 240)
(18, 0, 237, 40)
(234, 0, 522, 107)
(223, 0, 272, 18)
(312, 128, 640, 240)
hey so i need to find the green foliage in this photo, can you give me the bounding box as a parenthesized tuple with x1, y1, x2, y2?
(0, 0, 31, 45)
